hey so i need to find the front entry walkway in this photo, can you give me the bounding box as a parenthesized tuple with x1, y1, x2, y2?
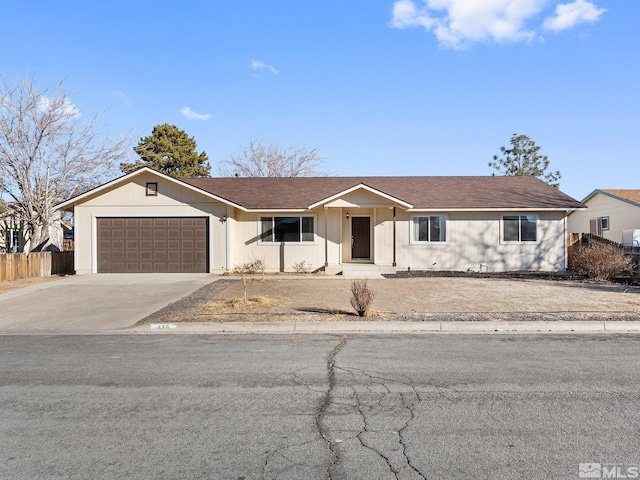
(341, 264, 386, 279)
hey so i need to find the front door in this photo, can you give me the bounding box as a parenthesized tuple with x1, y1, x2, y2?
(351, 217, 371, 260)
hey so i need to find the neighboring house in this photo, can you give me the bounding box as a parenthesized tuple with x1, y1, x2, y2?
(0, 206, 27, 253)
(55, 167, 584, 275)
(0, 204, 65, 253)
(568, 190, 640, 244)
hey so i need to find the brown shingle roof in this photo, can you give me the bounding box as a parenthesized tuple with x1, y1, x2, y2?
(181, 176, 584, 210)
(600, 189, 640, 206)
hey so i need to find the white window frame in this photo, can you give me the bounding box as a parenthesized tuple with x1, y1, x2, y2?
(4, 227, 24, 252)
(410, 215, 448, 244)
(501, 214, 538, 244)
(258, 215, 317, 245)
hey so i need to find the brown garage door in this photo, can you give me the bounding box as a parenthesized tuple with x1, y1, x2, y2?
(97, 217, 208, 273)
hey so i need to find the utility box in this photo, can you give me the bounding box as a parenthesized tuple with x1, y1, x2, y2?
(621, 229, 640, 247)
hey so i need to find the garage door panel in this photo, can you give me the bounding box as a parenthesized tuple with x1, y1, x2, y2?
(97, 217, 208, 273)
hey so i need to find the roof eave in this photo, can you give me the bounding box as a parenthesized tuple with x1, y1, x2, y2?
(583, 189, 640, 209)
(407, 207, 584, 212)
(54, 167, 248, 212)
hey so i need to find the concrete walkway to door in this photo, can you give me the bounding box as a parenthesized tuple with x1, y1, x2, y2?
(0, 274, 215, 334)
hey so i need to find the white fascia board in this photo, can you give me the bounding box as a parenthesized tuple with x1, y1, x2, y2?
(244, 209, 307, 213)
(307, 184, 413, 210)
(407, 207, 584, 212)
(54, 167, 247, 212)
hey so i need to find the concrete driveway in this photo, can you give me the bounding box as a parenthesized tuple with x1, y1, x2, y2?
(0, 274, 215, 334)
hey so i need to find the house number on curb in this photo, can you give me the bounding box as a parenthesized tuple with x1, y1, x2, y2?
(150, 323, 177, 330)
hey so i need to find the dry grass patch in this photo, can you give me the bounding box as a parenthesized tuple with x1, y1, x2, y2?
(202, 296, 279, 314)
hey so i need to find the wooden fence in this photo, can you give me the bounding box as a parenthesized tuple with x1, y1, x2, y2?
(568, 233, 640, 272)
(0, 251, 74, 282)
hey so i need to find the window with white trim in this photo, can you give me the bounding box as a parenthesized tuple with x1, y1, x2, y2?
(411, 216, 446, 243)
(4, 228, 24, 252)
(502, 215, 537, 243)
(589, 216, 609, 236)
(260, 216, 315, 243)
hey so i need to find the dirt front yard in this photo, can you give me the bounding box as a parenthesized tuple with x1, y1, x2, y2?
(142, 276, 640, 323)
(0, 276, 61, 295)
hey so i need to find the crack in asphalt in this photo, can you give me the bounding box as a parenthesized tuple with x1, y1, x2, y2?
(261, 362, 344, 479)
(315, 335, 347, 480)
(339, 366, 428, 480)
(352, 388, 397, 477)
(261, 438, 327, 479)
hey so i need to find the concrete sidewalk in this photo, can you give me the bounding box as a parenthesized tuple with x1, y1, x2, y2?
(126, 320, 640, 335)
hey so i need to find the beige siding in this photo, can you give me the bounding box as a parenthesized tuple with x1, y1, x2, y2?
(393, 211, 566, 272)
(231, 208, 566, 272)
(73, 172, 227, 274)
(327, 189, 398, 208)
(373, 208, 395, 265)
(232, 208, 337, 272)
(568, 193, 640, 243)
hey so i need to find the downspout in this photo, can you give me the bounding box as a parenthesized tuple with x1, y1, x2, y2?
(393, 206, 397, 267)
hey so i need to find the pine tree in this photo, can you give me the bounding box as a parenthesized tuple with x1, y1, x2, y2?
(121, 124, 210, 178)
(489, 133, 561, 187)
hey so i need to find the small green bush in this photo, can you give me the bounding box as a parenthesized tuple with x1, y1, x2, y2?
(570, 243, 631, 281)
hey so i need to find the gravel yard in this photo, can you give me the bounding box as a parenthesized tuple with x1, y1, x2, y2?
(140, 275, 640, 324)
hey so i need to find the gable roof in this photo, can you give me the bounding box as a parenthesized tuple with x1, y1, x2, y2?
(182, 176, 585, 211)
(55, 167, 246, 211)
(582, 189, 640, 208)
(55, 167, 585, 212)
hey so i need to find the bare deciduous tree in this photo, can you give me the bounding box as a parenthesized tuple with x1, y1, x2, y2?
(0, 74, 133, 251)
(218, 139, 325, 177)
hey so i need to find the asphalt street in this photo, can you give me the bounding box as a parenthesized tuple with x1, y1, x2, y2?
(1, 334, 639, 479)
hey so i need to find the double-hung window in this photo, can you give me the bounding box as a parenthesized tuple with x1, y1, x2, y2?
(4, 228, 23, 252)
(260, 216, 314, 243)
(411, 216, 446, 243)
(502, 215, 537, 243)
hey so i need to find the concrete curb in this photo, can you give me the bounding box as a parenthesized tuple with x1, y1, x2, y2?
(125, 320, 640, 335)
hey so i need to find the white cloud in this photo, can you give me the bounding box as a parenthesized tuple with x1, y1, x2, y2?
(543, 0, 605, 32)
(250, 59, 278, 75)
(390, 0, 605, 48)
(111, 90, 132, 107)
(37, 96, 81, 118)
(180, 107, 211, 121)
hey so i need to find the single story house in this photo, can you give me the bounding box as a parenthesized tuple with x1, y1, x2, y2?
(0, 205, 65, 253)
(568, 189, 640, 244)
(0, 208, 27, 253)
(55, 167, 585, 275)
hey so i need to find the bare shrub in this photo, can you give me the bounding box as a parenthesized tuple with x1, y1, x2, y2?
(233, 255, 266, 278)
(570, 243, 631, 281)
(292, 261, 310, 274)
(350, 279, 375, 317)
(232, 255, 267, 301)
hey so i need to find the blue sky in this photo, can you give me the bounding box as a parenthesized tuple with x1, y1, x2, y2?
(1, 0, 636, 200)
